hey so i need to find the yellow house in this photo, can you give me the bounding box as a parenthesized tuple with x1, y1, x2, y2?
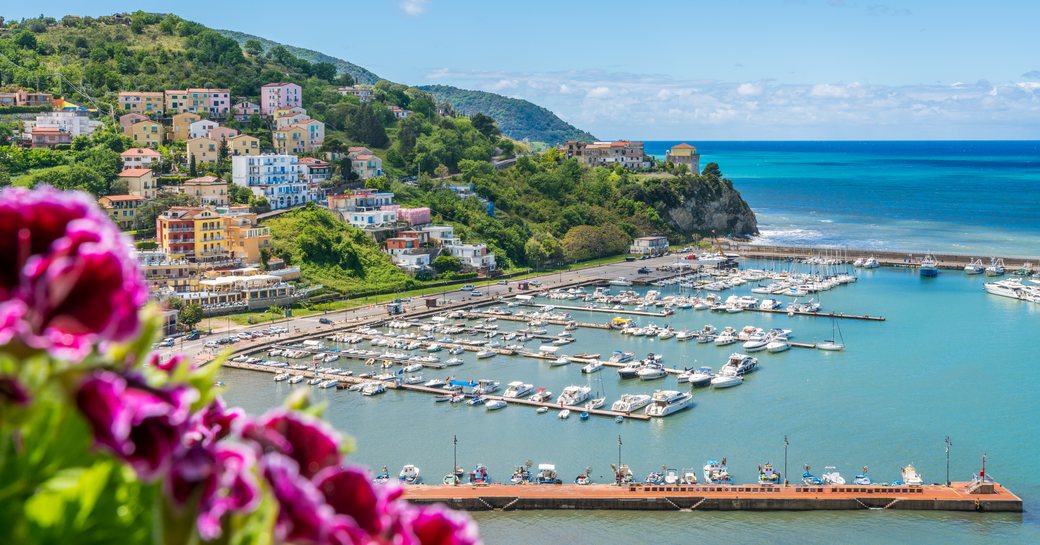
(175, 175, 228, 206)
(227, 134, 260, 156)
(273, 125, 311, 154)
(187, 137, 220, 165)
(156, 206, 228, 262)
(118, 168, 157, 199)
(98, 195, 145, 230)
(171, 112, 201, 142)
(223, 211, 271, 263)
(130, 120, 163, 147)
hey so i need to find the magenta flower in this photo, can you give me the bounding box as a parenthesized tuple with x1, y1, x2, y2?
(148, 352, 189, 374)
(0, 186, 147, 359)
(405, 505, 482, 545)
(186, 398, 244, 447)
(244, 410, 342, 478)
(76, 370, 195, 480)
(315, 466, 403, 537)
(261, 453, 343, 544)
(166, 443, 259, 540)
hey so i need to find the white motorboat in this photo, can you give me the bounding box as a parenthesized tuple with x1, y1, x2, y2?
(399, 465, 422, 485)
(558, 409, 571, 419)
(864, 256, 880, 269)
(549, 357, 570, 367)
(485, 400, 507, 411)
(307, 377, 323, 386)
(766, 338, 791, 353)
(608, 277, 633, 286)
(445, 357, 464, 366)
(611, 394, 652, 413)
(742, 338, 770, 352)
(901, 464, 923, 486)
(448, 346, 464, 355)
(288, 374, 305, 384)
(687, 366, 714, 387)
(403, 375, 424, 385)
(273, 372, 290, 382)
(720, 352, 758, 375)
(984, 278, 1040, 303)
(703, 459, 732, 484)
(608, 351, 635, 364)
(403, 363, 424, 373)
(852, 257, 865, 267)
(536, 407, 549, 414)
(581, 361, 604, 374)
(714, 332, 738, 346)
(675, 330, 694, 342)
(503, 381, 534, 398)
(817, 340, 844, 351)
(475, 350, 495, 359)
(584, 397, 606, 410)
(473, 379, 500, 395)
(821, 466, 846, 485)
(964, 258, 985, 274)
(617, 362, 643, 379)
(645, 390, 692, 417)
(557, 385, 592, 406)
(423, 378, 447, 388)
(361, 382, 385, 396)
(318, 379, 339, 389)
(637, 363, 668, 380)
(710, 374, 743, 388)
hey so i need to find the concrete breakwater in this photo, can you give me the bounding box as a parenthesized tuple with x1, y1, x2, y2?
(405, 482, 1022, 513)
(728, 243, 1038, 270)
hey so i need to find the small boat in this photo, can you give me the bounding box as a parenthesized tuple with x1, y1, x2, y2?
(273, 373, 290, 382)
(503, 381, 534, 398)
(703, 459, 732, 484)
(608, 350, 634, 363)
(531, 389, 553, 403)
(608, 277, 633, 286)
(361, 382, 385, 396)
(536, 407, 549, 414)
(373, 466, 390, 484)
(854, 466, 872, 485)
(475, 350, 495, 359)
(445, 357, 464, 366)
(288, 374, 304, 384)
(985, 257, 1006, 277)
(964, 259, 985, 275)
(574, 469, 593, 485)
(920, 254, 939, 277)
(557, 385, 592, 406)
(611, 394, 652, 413)
(742, 338, 770, 352)
(645, 390, 693, 417)
(614, 415, 624, 423)
(637, 363, 667, 380)
(585, 397, 605, 410)
(558, 409, 571, 419)
(900, 464, 924, 486)
(766, 338, 791, 353)
(485, 399, 507, 411)
(687, 366, 714, 387)
(864, 256, 880, 269)
(466, 396, 486, 406)
(581, 361, 604, 374)
(644, 471, 664, 485)
(710, 374, 743, 389)
(617, 362, 642, 379)
(318, 379, 339, 389)
(820, 466, 845, 485)
(433, 394, 452, 402)
(817, 340, 844, 351)
(399, 465, 422, 485)
(510, 465, 532, 484)
(758, 463, 781, 485)
(448, 346, 464, 355)
(681, 469, 698, 484)
(579, 411, 589, 421)
(802, 465, 823, 485)
(403, 363, 424, 373)
(549, 357, 570, 367)
(469, 464, 492, 485)
(536, 463, 561, 484)
(423, 378, 447, 388)
(714, 332, 738, 346)
(473, 379, 500, 395)
(403, 375, 424, 385)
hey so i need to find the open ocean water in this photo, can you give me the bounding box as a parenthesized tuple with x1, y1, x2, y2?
(222, 259, 1039, 544)
(645, 141, 1040, 258)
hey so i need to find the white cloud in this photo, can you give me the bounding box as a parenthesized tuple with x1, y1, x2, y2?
(400, 0, 430, 16)
(418, 68, 1040, 139)
(489, 79, 518, 91)
(736, 82, 763, 96)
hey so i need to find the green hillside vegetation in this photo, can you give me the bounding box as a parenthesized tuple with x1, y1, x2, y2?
(419, 85, 595, 144)
(216, 29, 380, 85)
(265, 204, 415, 293)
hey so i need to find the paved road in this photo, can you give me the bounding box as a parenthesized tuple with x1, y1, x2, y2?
(163, 254, 696, 366)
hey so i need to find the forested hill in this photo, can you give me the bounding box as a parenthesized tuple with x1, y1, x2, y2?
(418, 85, 596, 144)
(216, 29, 381, 85)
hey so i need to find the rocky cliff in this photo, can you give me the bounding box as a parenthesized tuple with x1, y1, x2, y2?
(625, 164, 758, 238)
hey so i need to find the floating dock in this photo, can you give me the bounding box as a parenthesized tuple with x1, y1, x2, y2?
(404, 482, 1022, 512)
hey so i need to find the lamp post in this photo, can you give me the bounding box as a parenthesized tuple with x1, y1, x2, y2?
(945, 435, 952, 486)
(453, 434, 458, 486)
(617, 434, 623, 485)
(784, 435, 789, 486)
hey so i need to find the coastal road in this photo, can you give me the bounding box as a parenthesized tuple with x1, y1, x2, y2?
(160, 253, 696, 367)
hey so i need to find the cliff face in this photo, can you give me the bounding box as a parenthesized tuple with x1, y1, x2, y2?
(662, 176, 759, 237)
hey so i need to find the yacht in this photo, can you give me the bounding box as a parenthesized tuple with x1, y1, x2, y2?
(984, 278, 1040, 303)
(710, 374, 743, 388)
(852, 257, 865, 267)
(820, 466, 846, 485)
(423, 378, 447, 388)
(687, 366, 714, 387)
(742, 337, 770, 352)
(720, 353, 758, 375)
(617, 361, 643, 379)
(985, 258, 1006, 277)
(864, 256, 880, 269)
(637, 363, 668, 380)
(473, 380, 500, 395)
(475, 350, 496, 359)
(611, 394, 652, 413)
(675, 330, 694, 342)
(609, 351, 635, 364)
(703, 459, 732, 484)
(900, 464, 924, 486)
(645, 390, 693, 417)
(919, 254, 939, 277)
(361, 382, 385, 396)
(557, 385, 592, 406)
(964, 258, 985, 275)
(503, 381, 534, 398)
(485, 400, 507, 411)
(766, 338, 791, 353)
(531, 389, 553, 402)
(581, 360, 603, 373)
(714, 332, 738, 346)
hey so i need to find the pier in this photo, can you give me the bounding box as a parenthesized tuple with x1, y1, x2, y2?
(404, 482, 1022, 513)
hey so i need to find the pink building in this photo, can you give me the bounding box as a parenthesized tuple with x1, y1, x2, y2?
(208, 126, 240, 142)
(232, 101, 260, 121)
(393, 207, 432, 226)
(260, 82, 302, 117)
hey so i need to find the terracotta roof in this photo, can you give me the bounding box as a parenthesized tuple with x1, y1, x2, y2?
(299, 157, 328, 166)
(185, 176, 223, 184)
(118, 168, 153, 177)
(261, 82, 298, 88)
(672, 143, 696, 149)
(121, 148, 161, 157)
(32, 127, 64, 133)
(354, 154, 376, 160)
(100, 194, 145, 202)
(227, 134, 257, 141)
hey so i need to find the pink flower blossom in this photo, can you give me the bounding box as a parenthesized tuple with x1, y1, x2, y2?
(261, 453, 345, 544)
(166, 443, 260, 540)
(244, 410, 342, 478)
(405, 505, 482, 545)
(185, 398, 244, 447)
(315, 466, 403, 537)
(76, 370, 196, 480)
(0, 186, 147, 359)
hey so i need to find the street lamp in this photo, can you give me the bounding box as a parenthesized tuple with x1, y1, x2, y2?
(452, 434, 458, 487)
(945, 435, 952, 486)
(617, 434, 622, 485)
(784, 435, 789, 486)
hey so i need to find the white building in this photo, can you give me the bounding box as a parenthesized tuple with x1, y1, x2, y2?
(420, 225, 455, 245)
(630, 236, 669, 255)
(28, 111, 101, 138)
(231, 154, 315, 210)
(391, 252, 431, 271)
(347, 209, 398, 229)
(189, 119, 220, 140)
(445, 242, 496, 271)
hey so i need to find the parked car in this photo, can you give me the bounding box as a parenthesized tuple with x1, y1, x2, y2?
(185, 331, 200, 341)
(319, 317, 333, 325)
(461, 284, 475, 291)
(159, 338, 175, 347)
(496, 280, 508, 285)
(470, 291, 484, 297)
(204, 341, 219, 348)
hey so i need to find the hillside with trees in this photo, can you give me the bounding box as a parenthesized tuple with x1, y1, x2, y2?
(216, 28, 380, 85)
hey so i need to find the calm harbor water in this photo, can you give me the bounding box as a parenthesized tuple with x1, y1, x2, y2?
(221, 260, 1040, 544)
(645, 141, 1040, 258)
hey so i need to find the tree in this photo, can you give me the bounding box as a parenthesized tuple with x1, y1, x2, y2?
(431, 255, 461, 274)
(471, 113, 500, 140)
(13, 31, 37, 49)
(561, 224, 631, 262)
(189, 154, 197, 177)
(228, 184, 252, 204)
(134, 193, 200, 232)
(311, 62, 337, 82)
(433, 164, 450, 179)
(178, 304, 204, 330)
(243, 39, 264, 57)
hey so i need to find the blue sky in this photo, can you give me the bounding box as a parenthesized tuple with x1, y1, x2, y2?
(8, 1, 1040, 139)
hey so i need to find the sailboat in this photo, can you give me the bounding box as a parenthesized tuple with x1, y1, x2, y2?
(585, 374, 607, 411)
(817, 318, 845, 351)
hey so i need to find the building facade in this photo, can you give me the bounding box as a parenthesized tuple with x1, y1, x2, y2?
(171, 112, 201, 142)
(156, 206, 228, 262)
(165, 88, 231, 116)
(232, 154, 313, 210)
(348, 147, 383, 179)
(98, 195, 145, 230)
(222, 209, 271, 263)
(29, 111, 101, 138)
(130, 120, 163, 147)
(336, 85, 374, 102)
(186, 137, 220, 164)
(119, 168, 158, 199)
(227, 134, 260, 157)
(630, 236, 669, 255)
(189, 119, 219, 140)
(118, 91, 164, 114)
(665, 143, 700, 174)
(121, 147, 161, 168)
(175, 176, 229, 206)
(260, 82, 302, 116)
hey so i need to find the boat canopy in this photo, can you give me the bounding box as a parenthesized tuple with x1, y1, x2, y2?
(514, 295, 533, 301)
(538, 464, 556, 471)
(449, 380, 478, 387)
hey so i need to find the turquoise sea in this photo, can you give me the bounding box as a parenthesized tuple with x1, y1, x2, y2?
(222, 260, 1040, 544)
(644, 141, 1040, 258)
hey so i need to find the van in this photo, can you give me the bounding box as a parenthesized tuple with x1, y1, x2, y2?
(461, 284, 475, 291)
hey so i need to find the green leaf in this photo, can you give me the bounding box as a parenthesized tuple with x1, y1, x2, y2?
(24, 462, 113, 529)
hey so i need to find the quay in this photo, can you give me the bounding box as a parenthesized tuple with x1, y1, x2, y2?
(404, 482, 1022, 513)
(728, 243, 1038, 271)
